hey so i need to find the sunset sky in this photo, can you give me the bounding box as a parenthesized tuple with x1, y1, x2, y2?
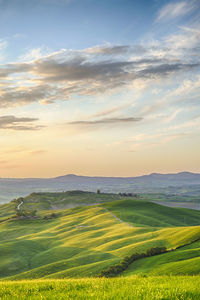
(0, 0, 200, 177)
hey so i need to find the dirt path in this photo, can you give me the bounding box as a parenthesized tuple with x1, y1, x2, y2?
(104, 208, 134, 228)
(17, 201, 23, 211)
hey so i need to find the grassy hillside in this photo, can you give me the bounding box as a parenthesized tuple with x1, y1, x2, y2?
(123, 240, 200, 276)
(21, 191, 125, 211)
(0, 193, 199, 280)
(103, 199, 200, 227)
(0, 276, 200, 299)
(0, 202, 16, 222)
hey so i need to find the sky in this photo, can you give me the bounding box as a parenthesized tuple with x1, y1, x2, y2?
(0, 0, 200, 177)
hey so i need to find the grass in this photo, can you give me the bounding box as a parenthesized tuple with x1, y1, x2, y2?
(0, 276, 200, 299)
(103, 199, 200, 227)
(21, 191, 126, 211)
(0, 193, 200, 280)
(123, 240, 200, 276)
(0, 202, 16, 222)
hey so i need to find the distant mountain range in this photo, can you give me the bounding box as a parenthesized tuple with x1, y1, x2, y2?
(55, 172, 200, 182)
(0, 172, 200, 203)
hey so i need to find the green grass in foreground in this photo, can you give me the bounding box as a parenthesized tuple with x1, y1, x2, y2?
(0, 276, 200, 299)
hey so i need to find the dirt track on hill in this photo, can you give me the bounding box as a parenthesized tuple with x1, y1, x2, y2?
(104, 208, 134, 228)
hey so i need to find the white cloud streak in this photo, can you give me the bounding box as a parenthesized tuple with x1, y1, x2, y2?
(156, 1, 197, 22)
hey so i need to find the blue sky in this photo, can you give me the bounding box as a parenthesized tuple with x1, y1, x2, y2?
(1, 0, 197, 60)
(0, 0, 200, 177)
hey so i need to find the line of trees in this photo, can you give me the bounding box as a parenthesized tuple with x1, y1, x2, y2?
(119, 193, 139, 197)
(99, 246, 167, 277)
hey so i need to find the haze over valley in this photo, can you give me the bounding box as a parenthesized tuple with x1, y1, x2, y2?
(1, 172, 200, 204)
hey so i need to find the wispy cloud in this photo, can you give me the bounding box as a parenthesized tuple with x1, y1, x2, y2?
(117, 131, 191, 152)
(0, 115, 43, 130)
(0, 39, 8, 62)
(20, 47, 50, 61)
(67, 117, 143, 133)
(68, 117, 142, 127)
(156, 1, 197, 22)
(29, 150, 47, 155)
(90, 102, 132, 119)
(84, 45, 130, 55)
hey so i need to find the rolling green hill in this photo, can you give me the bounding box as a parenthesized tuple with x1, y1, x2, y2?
(15, 191, 128, 211)
(123, 240, 200, 276)
(103, 199, 200, 227)
(0, 192, 200, 280)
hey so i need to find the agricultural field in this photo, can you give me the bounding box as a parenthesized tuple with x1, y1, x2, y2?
(0, 192, 199, 279)
(0, 191, 200, 298)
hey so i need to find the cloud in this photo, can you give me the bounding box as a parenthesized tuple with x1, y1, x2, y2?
(167, 115, 200, 131)
(140, 100, 167, 116)
(90, 103, 132, 119)
(13, 33, 27, 39)
(84, 45, 130, 55)
(0, 115, 43, 130)
(0, 23, 200, 109)
(20, 48, 49, 61)
(29, 150, 47, 155)
(169, 75, 200, 97)
(0, 62, 31, 78)
(118, 131, 191, 152)
(156, 1, 197, 22)
(32, 56, 134, 82)
(0, 39, 8, 62)
(68, 117, 143, 127)
(0, 84, 67, 107)
(139, 62, 199, 78)
(0, 40, 7, 51)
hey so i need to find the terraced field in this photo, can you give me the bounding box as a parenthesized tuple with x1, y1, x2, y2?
(0, 191, 200, 280)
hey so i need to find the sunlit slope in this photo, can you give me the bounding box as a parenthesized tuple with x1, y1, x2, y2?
(103, 199, 200, 227)
(0, 202, 16, 222)
(0, 199, 199, 280)
(123, 240, 200, 276)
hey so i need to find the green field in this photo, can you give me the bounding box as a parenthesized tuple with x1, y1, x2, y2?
(19, 191, 125, 211)
(123, 239, 200, 276)
(0, 276, 200, 299)
(0, 191, 199, 280)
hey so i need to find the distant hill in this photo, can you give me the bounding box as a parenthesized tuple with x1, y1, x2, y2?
(0, 172, 200, 203)
(55, 171, 200, 178)
(55, 172, 200, 183)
